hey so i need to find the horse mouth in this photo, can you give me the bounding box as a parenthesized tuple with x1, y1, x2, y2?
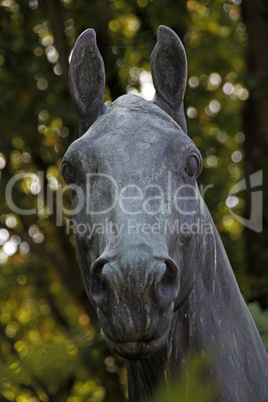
(103, 329, 169, 360)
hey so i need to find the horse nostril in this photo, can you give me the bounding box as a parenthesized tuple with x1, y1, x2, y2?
(90, 258, 109, 307)
(159, 259, 180, 304)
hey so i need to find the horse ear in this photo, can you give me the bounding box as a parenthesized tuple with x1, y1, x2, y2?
(151, 26, 188, 133)
(69, 29, 106, 135)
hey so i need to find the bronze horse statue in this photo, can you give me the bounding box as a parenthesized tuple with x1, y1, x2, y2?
(62, 26, 268, 401)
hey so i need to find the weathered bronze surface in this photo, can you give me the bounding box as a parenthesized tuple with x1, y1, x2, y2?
(62, 26, 268, 401)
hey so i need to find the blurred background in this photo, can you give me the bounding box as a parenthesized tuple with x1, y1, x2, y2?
(0, 0, 268, 401)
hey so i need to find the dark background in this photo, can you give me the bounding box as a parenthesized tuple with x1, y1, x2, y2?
(0, 0, 267, 400)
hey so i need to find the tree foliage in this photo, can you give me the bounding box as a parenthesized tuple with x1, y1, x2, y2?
(0, 0, 267, 400)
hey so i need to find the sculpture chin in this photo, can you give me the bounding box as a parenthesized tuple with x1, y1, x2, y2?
(104, 329, 169, 360)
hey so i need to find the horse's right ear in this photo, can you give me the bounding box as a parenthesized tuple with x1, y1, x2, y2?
(151, 26, 187, 133)
(69, 29, 106, 136)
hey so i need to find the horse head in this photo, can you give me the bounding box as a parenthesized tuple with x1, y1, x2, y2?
(62, 26, 203, 359)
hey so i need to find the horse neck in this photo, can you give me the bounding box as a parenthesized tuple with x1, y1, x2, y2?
(166, 201, 267, 388)
(126, 345, 168, 402)
(175, 200, 254, 345)
(195, 201, 244, 309)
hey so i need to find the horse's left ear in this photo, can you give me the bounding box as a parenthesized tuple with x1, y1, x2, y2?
(69, 29, 106, 136)
(151, 26, 187, 133)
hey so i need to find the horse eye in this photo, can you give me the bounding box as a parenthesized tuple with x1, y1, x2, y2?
(184, 155, 199, 177)
(62, 162, 76, 184)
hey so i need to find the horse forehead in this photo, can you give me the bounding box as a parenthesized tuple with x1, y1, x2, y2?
(82, 95, 192, 158)
(92, 95, 184, 142)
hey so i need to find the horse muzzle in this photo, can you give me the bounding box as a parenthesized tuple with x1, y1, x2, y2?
(88, 247, 180, 358)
